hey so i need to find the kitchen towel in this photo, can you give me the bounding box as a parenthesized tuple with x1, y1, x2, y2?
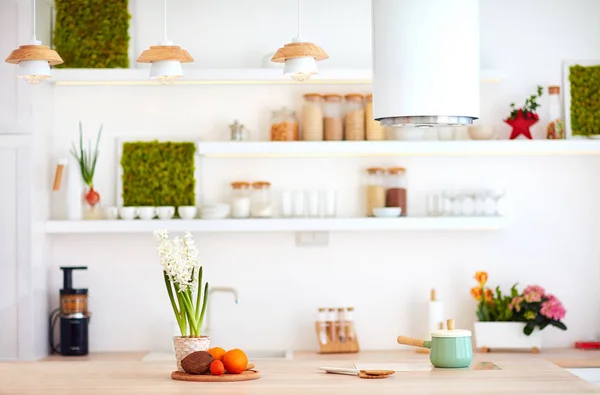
(427, 299, 444, 339)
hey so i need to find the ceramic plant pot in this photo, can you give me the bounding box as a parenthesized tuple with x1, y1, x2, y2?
(474, 322, 541, 352)
(173, 336, 210, 372)
(397, 319, 473, 368)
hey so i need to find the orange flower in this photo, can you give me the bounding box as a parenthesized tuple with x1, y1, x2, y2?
(474, 271, 488, 286)
(484, 289, 494, 303)
(470, 286, 482, 301)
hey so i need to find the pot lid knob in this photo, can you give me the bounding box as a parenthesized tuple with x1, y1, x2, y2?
(447, 319, 455, 331)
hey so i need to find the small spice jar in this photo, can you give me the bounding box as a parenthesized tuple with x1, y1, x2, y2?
(251, 181, 273, 218)
(270, 107, 299, 141)
(302, 93, 324, 141)
(386, 167, 407, 216)
(344, 94, 365, 141)
(231, 181, 251, 218)
(366, 167, 386, 217)
(323, 94, 344, 141)
(365, 94, 386, 140)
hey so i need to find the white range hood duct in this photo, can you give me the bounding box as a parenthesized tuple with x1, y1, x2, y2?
(372, 0, 480, 127)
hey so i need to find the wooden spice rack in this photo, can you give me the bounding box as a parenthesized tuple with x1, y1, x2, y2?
(315, 322, 360, 353)
(315, 307, 360, 354)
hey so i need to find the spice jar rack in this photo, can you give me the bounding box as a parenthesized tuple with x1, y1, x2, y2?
(315, 307, 359, 354)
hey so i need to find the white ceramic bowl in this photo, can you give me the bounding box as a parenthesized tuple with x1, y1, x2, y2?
(373, 207, 402, 218)
(468, 125, 495, 140)
(200, 203, 230, 219)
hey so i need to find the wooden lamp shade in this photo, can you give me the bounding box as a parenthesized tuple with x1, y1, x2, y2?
(5, 44, 63, 66)
(271, 42, 328, 63)
(136, 45, 194, 63)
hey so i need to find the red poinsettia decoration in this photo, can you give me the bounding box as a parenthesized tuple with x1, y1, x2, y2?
(504, 86, 543, 140)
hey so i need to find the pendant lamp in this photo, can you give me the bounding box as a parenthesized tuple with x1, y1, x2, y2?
(5, 0, 63, 85)
(271, 0, 328, 82)
(137, 0, 193, 85)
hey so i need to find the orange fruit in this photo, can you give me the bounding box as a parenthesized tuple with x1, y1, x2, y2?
(210, 360, 225, 376)
(222, 349, 248, 374)
(208, 347, 226, 361)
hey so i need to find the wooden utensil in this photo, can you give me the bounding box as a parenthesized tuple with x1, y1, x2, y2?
(319, 367, 394, 378)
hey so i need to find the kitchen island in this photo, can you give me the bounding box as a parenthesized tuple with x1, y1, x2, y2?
(1, 350, 599, 395)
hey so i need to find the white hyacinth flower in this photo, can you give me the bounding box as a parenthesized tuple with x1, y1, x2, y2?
(154, 229, 200, 292)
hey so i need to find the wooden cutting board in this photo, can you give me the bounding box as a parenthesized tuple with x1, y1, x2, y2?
(171, 370, 260, 382)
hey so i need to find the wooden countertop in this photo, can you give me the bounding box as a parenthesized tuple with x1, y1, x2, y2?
(1, 349, 599, 395)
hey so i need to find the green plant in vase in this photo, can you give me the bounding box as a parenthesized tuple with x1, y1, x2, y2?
(154, 229, 210, 371)
(70, 122, 103, 219)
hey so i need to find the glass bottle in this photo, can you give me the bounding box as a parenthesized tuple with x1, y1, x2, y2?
(302, 93, 324, 141)
(323, 94, 343, 141)
(251, 181, 273, 218)
(327, 308, 337, 344)
(317, 307, 328, 345)
(345, 307, 356, 343)
(344, 94, 365, 140)
(231, 182, 251, 218)
(337, 307, 346, 342)
(229, 119, 249, 141)
(365, 94, 386, 140)
(386, 167, 407, 216)
(546, 86, 564, 139)
(366, 167, 386, 216)
(270, 107, 299, 141)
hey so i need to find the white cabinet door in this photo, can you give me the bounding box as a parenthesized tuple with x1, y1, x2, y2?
(0, 147, 18, 360)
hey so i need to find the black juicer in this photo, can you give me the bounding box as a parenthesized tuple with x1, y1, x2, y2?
(49, 266, 91, 356)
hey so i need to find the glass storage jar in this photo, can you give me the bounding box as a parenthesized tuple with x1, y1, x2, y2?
(366, 167, 386, 217)
(231, 181, 251, 218)
(365, 94, 386, 140)
(323, 94, 344, 141)
(270, 107, 299, 141)
(251, 181, 273, 218)
(386, 167, 407, 216)
(344, 94, 365, 140)
(302, 93, 324, 141)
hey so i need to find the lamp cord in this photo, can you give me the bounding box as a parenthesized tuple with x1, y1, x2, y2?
(32, 0, 36, 41)
(296, 0, 301, 38)
(163, 0, 168, 43)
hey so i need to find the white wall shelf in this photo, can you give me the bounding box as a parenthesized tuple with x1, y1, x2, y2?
(45, 217, 506, 234)
(196, 140, 600, 158)
(51, 68, 505, 86)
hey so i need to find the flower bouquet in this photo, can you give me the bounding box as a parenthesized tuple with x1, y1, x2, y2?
(470, 271, 567, 351)
(154, 229, 210, 371)
(504, 85, 543, 139)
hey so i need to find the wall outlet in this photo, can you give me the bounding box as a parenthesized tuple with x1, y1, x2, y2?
(295, 232, 329, 247)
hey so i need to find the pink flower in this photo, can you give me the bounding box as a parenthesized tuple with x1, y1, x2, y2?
(524, 285, 545, 303)
(540, 297, 566, 321)
(509, 296, 524, 312)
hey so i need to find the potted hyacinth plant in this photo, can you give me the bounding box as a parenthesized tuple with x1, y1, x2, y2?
(154, 229, 209, 372)
(70, 121, 103, 219)
(470, 271, 567, 352)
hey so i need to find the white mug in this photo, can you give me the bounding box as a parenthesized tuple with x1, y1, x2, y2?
(157, 206, 175, 220)
(119, 206, 138, 220)
(178, 206, 197, 220)
(138, 206, 157, 220)
(103, 206, 118, 220)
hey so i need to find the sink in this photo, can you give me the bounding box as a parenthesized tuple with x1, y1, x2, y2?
(142, 349, 293, 362)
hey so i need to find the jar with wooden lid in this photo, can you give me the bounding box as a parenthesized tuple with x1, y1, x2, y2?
(270, 107, 299, 141)
(386, 167, 407, 216)
(323, 94, 344, 141)
(231, 181, 251, 218)
(345, 94, 365, 141)
(365, 94, 386, 140)
(302, 93, 324, 141)
(251, 181, 273, 218)
(366, 167, 385, 217)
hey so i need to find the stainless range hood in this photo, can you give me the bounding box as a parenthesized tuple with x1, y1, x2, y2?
(372, 0, 480, 127)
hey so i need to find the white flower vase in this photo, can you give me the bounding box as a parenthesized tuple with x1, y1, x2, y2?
(474, 322, 542, 352)
(173, 336, 210, 372)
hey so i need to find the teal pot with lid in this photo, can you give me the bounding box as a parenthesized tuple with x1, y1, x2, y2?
(397, 319, 473, 368)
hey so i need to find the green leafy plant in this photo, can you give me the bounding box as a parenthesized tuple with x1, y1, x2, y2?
(70, 122, 103, 207)
(507, 85, 544, 121)
(53, 0, 131, 68)
(120, 141, 196, 207)
(471, 271, 518, 322)
(569, 65, 600, 136)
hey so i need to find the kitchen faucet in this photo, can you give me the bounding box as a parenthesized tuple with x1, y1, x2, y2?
(202, 286, 239, 336)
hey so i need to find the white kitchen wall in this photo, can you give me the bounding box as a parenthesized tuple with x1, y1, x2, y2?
(47, 0, 600, 352)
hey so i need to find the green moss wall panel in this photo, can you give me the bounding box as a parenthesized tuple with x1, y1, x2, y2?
(54, 0, 131, 68)
(120, 141, 196, 207)
(569, 65, 600, 136)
